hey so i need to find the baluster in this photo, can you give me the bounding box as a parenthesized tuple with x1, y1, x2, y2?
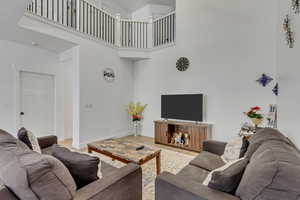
(96, 9, 99, 38)
(56, 0, 59, 22)
(144, 23, 146, 48)
(139, 22, 142, 48)
(174, 14, 176, 42)
(90, 5, 92, 35)
(62, 0, 64, 25)
(108, 16, 111, 43)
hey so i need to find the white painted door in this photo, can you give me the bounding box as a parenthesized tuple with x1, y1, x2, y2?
(20, 71, 55, 137)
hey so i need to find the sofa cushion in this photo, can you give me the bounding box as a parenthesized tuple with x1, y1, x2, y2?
(239, 137, 249, 158)
(221, 137, 243, 163)
(208, 157, 248, 194)
(236, 140, 300, 200)
(0, 130, 76, 200)
(177, 165, 209, 184)
(190, 151, 225, 171)
(42, 146, 53, 155)
(26, 155, 77, 199)
(0, 129, 17, 144)
(0, 132, 39, 200)
(52, 145, 100, 189)
(245, 128, 292, 159)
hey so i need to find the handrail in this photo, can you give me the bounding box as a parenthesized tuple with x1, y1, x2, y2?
(153, 11, 176, 22)
(26, 0, 176, 49)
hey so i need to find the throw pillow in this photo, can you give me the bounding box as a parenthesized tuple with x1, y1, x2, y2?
(221, 137, 243, 163)
(18, 128, 41, 153)
(208, 158, 249, 194)
(239, 137, 249, 158)
(203, 157, 245, 186)
(17, 127, 33, 150)
(52, 145, 101, 189)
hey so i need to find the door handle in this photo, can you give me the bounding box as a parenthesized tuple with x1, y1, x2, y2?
(20, 112, 24, 116)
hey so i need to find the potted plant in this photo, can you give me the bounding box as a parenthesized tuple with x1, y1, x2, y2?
(244, 106, 264, 128)
(127, 102, 147, 136)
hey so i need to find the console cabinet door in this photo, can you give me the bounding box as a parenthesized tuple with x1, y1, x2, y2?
(190, 126, 207, 152)
(155, 122, 168, 144)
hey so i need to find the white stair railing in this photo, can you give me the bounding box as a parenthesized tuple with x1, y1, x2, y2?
(120, 19, 148, 49)
(153, 12, 176, 47)
(26, 0, 176, 49)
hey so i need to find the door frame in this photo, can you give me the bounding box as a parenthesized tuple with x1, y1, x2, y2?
(13, 65, 57, 137)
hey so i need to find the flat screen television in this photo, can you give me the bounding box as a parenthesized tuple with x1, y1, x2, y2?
(161, 94, 203, 122)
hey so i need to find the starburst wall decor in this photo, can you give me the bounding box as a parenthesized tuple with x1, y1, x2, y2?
(256, 74, 273, 87)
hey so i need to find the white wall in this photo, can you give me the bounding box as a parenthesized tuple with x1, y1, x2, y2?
(132, 4, 175, 20)
(20, 16, 135, 148)
(277, 0, 300, 146)
(134, 0, 278, 142)
(0, 40, 69, 140)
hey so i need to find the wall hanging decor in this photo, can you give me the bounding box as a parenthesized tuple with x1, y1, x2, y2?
(272, 83, 279, 96)
(283, 14, 295, 48)
(176, 57, 190, 71)
(256, 73, 273, 87)
(292, 0, 300, 14)
(103, 68, 115, 82)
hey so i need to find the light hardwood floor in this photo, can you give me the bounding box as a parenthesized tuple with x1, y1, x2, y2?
(59, 135, 198, 156)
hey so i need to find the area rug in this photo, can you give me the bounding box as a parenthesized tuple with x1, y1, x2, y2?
(74, 142, 195, 200)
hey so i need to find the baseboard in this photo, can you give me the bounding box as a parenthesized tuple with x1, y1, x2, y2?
(74, 131, 131, 149)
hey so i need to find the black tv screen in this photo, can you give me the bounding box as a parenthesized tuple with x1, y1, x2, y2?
(161, 94, 203, 121)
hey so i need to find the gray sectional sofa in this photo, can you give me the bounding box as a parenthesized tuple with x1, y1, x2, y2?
(156, 128, 300, 200)
(0, 130, 142, 200)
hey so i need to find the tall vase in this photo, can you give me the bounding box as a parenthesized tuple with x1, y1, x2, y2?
(133, 120, 141, 137)
(251, 118, 263, 128)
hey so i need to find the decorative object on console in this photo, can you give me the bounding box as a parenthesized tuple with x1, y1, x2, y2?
(256, 73, 273, 87)
(292, 0, 300, 14)
(283, 15, 295, 48)
(127, 102, 147, 136)
(103, 68, 115, 82)
(244, 106, 264, 128)
(176, 57, 190, 71)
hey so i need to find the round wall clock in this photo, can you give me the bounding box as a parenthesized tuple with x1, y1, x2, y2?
(176, 57, 190, 71)
(103, 68, 115, 82)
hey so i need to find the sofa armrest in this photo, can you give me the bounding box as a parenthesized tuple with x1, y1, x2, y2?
(74, 163, 142, 200)
(203, 140, 227, 156)
(155, 172, 239, 200)
(37, 135, 58, 149)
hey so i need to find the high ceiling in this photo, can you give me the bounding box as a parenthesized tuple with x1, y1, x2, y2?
(103, 0, 176, 13)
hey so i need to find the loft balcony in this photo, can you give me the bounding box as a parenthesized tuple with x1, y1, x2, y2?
(25, 0, 176, 58)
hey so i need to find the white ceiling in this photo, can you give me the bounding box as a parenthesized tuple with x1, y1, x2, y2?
(0, 0, 75, 53)
(102, 0, 175, 13)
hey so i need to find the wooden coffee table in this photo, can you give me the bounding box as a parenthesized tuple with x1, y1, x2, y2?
(87, 139, 161, 175)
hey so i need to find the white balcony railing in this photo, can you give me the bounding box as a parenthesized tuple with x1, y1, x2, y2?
(26, 0, 175, 49)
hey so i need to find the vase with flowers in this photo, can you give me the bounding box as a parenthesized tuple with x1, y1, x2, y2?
(127, 102, 147, 136)
(244, 106, 264, 128)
